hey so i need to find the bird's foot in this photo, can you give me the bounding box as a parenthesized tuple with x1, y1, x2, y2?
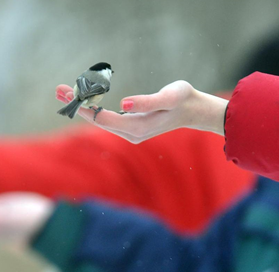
(118, 110, 127, 115)
(92, 106, 103, 121)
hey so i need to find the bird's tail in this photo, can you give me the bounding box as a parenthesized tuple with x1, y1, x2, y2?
(57, 99, 83, 119)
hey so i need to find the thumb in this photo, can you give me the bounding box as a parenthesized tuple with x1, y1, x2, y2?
(120, 92, 175, 113)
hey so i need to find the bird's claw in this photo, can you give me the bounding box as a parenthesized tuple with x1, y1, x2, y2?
(92, 106, 103, 121)
(118, 110, 127, 115)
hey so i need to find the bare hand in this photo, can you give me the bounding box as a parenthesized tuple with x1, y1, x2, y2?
(0, 193, 54, 248)
(56, 81, 228, 143)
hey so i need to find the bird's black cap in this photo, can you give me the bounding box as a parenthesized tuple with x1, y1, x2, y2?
(89, 62, 112, 71)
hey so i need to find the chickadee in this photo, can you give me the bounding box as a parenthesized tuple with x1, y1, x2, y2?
(57, 62, 114, 120)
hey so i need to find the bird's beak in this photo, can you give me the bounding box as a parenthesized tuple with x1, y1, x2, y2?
(112, 70, 114, 73)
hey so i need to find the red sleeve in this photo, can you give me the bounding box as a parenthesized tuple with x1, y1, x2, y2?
(0, 124, 254, 234)
(224, 72, 279, 181)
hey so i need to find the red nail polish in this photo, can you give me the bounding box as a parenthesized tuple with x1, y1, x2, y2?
(66, 94, 73, 102)
(122, 100, 134, 111)
(57, 90, 65, 96)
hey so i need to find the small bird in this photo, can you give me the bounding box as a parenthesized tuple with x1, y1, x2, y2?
(57, 62, 114, 120)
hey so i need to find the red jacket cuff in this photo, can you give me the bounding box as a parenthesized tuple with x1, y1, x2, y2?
(224, 72, 279, 181)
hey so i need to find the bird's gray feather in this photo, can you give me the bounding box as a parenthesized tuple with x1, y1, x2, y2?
(76, 75, 110, 100)
(57, 98, 83, 119)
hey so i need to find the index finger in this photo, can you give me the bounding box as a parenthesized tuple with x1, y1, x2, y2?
(78, 107, 167, 138)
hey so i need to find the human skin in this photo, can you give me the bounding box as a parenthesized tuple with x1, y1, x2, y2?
(0, 82, 228, 246)
(0, 193, 54, 248)
(56, 80, 228, 143)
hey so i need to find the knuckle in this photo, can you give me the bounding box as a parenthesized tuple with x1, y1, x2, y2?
(142, 99, 152, 112)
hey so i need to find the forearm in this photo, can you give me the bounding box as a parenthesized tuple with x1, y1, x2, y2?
(184, 90, 228, 136)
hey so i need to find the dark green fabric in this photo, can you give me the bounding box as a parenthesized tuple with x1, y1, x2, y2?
(235, 203, 279, 272)
(31, 202, 103, 272)
(30, 178, 279, 272)
(76, 263, 103, 272)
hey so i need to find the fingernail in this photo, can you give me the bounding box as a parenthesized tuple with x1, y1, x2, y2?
(66, 94, 72, 102)
(122, 100, 134, 111)
(57, 90, 65, 96)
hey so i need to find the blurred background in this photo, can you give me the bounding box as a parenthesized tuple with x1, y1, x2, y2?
(0, 0, 279, 135)
(1, 1, 279, 270)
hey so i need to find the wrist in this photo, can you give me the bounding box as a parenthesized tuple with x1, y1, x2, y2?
(183, 89, 228, 136)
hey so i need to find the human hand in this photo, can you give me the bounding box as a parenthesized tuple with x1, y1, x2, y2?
(56, 81, 228, 143)
(0, 193, 54, 248)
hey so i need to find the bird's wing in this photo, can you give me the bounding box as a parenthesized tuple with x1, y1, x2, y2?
(76, 76, 109, 100)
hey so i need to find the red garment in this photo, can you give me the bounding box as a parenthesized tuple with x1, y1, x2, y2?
(0, 125, 254, 234)
(225, 72, 279, 181)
